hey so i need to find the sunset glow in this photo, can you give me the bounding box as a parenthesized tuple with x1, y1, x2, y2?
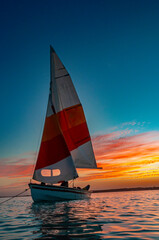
(1, 129, 159, 195)
(77, 130, 159, 189)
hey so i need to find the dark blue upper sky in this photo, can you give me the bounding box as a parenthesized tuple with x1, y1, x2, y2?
(1, 0, 159, 157)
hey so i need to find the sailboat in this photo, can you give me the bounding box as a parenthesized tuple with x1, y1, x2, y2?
(29, 46, 98, 202)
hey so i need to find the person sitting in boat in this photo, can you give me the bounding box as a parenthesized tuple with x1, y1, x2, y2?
(41, 182, 45, 186)
(61, 181, 68, 187)
(82, 185, 90, 191)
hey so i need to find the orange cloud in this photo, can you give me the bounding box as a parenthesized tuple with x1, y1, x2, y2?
(0, 152, 35, 179)
(78, 131, 159, 184)
(0, 164, 33, 178)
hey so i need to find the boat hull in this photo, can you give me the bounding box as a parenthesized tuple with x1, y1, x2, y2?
(29, 183, 91, 202)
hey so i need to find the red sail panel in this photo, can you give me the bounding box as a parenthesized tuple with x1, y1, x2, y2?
(35, 114, 70, 170)
(57, 104, 91, 151)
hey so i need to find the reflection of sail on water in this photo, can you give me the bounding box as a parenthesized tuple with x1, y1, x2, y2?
(31, 202, 102, 239)
(33, 46, 97, 184)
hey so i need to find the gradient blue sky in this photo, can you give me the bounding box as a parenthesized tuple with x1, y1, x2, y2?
(1, 0, 159, 159)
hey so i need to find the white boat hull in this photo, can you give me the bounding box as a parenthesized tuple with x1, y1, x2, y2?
(29, 183, 91, 202)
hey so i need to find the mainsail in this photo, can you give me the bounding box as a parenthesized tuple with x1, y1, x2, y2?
(33, 46, 97, 184)
(50, 46, 97, 169)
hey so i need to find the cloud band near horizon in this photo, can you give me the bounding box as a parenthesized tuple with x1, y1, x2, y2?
(1, 130, 159, 194)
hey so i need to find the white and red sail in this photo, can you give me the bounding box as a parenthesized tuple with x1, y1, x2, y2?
(33, 46, 97, 184)
(33, 91, 78, 183)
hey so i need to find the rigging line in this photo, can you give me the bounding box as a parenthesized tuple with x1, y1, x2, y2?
(30, 101, 47, 179)
(69, 179, 75, 188)
(0, 188, 29, 205)
(69, 179, 74, 187)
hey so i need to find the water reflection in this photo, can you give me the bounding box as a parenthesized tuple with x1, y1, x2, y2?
(31, 199, 103, 239)
(1, 192, 159, 239)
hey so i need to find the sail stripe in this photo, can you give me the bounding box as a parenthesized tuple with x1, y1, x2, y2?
(55, 74, 69, 79)
(57, 104, 91, 151)
(57, 104, 85, 129)
(42, 114, 61, 142)
(35, 134, 70, 170)
(60, 122, 90, 151)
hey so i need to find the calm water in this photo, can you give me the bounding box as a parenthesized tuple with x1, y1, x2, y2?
(0, 191, 159, 239)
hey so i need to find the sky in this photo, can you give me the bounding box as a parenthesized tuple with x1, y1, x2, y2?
(1, 0, 159, 195)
